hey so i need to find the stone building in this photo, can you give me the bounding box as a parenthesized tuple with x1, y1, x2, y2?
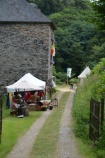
(0, 0, 56, 86)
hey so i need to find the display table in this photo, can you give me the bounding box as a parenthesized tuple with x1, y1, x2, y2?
(39, 100, 51, 109)
(40, 100, 51, 104)
(28, 103, 36, 110)
(33, 100, 51, 111)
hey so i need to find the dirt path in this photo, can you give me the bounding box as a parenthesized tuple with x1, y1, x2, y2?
(6, 87, 82, 158)
(55, 90, 81, 158)
(6, 92, 64, 158)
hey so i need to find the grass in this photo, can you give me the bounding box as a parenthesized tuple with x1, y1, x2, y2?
(30, 92, 70, 158)
(0, 111, 42, 158)
(56, 83, 70, 89)
(72, 86, 97, 158)
(72, 79, 105, 158)
(76, 138, 96, 158)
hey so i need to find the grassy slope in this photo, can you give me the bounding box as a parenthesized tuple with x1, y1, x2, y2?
(72, 62, 105, 158)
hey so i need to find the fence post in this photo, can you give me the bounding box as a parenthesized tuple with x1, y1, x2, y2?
(89, 99, 100, 141)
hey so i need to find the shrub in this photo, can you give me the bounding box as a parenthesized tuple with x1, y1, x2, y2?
(72, 58, 105, 157)
(96, 150, 105, 158)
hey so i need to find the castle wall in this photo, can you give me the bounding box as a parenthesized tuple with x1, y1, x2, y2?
(0, 23, 53, 86)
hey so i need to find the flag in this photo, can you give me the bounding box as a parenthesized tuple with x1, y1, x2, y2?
(67, 68, 72, 77)
(50, 44, 55, 56)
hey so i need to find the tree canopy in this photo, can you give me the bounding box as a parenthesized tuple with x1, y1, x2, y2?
(27, 0, 105, 78)
(27, 0, 89, 15)
(50, 6, 101, 76)
(91, 0, 105, 30)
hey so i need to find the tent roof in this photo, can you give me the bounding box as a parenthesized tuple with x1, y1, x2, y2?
(6, 80, 42, 92)
(78, 66, 91, 78)
(16, 73, 46, 87)
(6, 73, 46, 92)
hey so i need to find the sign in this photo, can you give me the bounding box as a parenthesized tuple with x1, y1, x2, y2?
(67, 68, 72, 78)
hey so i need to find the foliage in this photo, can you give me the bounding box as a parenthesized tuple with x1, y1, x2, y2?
(52, 66, 57, 77)
(86, 38, 105, 68)
(69, 78, 79, 84)
(72, 85, 91, 138)
(91, 58, 105, 101)
(50, 87, 56, 94)
(50, 5, 105, 76)
(72, 58, 105, 157)
(56, 71, 67, 84)
(96, 150, 105, 158)
(27, 0, 63, 15)
(28, 0, 105, 77)
(27, 0, 88, 15)
(91, 0, 105, 30)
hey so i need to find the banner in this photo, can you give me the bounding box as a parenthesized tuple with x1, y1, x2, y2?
(50, 44, 55, 56)
(67, 68, 72, 78)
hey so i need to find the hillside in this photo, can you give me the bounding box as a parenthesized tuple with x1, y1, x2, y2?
(72, 58, 105, 158)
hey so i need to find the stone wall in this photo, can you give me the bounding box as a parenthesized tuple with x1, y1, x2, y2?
(0, 23, 54, 86)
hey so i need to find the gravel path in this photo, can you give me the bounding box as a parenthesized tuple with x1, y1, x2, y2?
(6, 92, 64, 158)
(6, 88, 82, 158)
(55, 90, 81, 158)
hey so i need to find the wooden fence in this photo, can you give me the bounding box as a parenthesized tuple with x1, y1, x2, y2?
(89, 98, 104, 141)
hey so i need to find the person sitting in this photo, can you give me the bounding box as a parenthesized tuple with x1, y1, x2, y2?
(38, 90, 45, 100)
(11, 101, 20, 116)
(24, 91, 31, 102)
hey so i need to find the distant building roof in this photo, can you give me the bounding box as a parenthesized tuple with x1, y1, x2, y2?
(0, 0, 56, 29)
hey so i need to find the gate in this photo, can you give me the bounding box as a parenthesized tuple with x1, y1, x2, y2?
(89, 99, 104, 141)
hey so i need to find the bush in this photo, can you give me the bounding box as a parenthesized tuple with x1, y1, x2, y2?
(50, 87, 56, 93)
(69, 78, 79, 84)
(96, 150, 105, 158)
(72, 58, 105, 157)
(56, 72, 66, 83)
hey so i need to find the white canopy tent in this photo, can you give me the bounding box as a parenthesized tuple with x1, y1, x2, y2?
(6, 73, 46, 92)
(16, 73, 46, 88)
(78, 66, 91, 85)
(78, 66, 91, 78)
(6, 81, 43, 92)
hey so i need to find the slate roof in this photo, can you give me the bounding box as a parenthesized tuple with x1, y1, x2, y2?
(0, 0, 55, 28)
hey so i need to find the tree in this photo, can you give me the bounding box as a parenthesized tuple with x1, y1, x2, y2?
(91, 0, 105, 30)
(27, 0, 64, 15)
(50, 6, 97, 76)
(27, 0, 89, 15)
(27, 0, 105, 77)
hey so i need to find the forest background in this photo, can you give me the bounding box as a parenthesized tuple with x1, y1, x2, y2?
(27, 0, 105, 84)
